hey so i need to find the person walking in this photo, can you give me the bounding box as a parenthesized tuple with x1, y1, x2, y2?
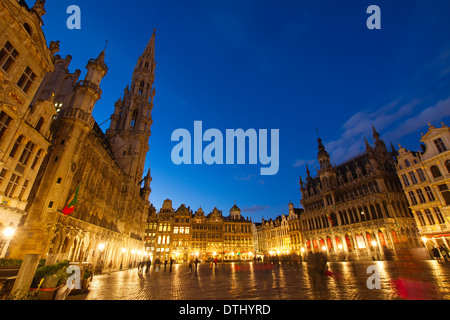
(442, 245, 450, 262)
(189, 258, 193, 273)
(194, 257, 199, 271)
(432, 246, 442, 263)
(145, 259, 151, 273)
(213, 257, 218, 270)
(164, 258, 168, 272)
(108, 260, 113, 275)
(169, 257, 174, 272)
(439, 245, 449, 262)
(154, 258, 161, 276)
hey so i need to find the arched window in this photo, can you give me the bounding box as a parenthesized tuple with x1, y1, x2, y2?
(23, 23, 32, 35)
(330, 212, 338, 226)
(130, 109, 138, 128)
(405, 159, 410, 167)
(144, 61, 149, 69)
(430, 165, 442, 178)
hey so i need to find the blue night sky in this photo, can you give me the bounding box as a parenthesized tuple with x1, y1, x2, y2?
(33, 0, 450, 221)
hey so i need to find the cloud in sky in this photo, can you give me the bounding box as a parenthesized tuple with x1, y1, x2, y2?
(242, 205, 270, 213)
(322, 96, 450, 165)
(293, 159, 316, 168)
(388, 97, 450, 141)
(324, 98, 422, 163)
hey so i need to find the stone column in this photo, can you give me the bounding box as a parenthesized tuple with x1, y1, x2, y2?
(10, 253, 41, 299)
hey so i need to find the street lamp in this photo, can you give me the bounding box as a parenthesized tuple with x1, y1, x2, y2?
(1, 226, 16, 258)
(3, 227, 15, 238)
(371, 241, 379, 260)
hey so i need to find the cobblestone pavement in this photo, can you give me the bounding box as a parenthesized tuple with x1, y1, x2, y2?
(68, 260, 450, 300)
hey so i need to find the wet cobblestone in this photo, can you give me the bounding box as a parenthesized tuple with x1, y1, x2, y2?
(68, 260, 450, 300)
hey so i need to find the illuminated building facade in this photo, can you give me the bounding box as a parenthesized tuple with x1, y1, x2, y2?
(0, 0, 57, 258)
(144, 201, 254, 262)
(297, 128, 421, 260)
(396, 122, 450, 254)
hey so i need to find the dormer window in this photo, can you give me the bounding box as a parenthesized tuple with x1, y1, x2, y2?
(405, 159, 410, 167)
(23, 23, 32, 36)
(434, 138, 447, 153)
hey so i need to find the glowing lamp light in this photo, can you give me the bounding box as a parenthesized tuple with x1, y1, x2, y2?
(300, 247, 305, 252)
(338, 244, 343, 250)
(421, 237, 427, 242)
(371, 241, 377, 247)
(131, 250, 136, 254)
(98, 243, 106, 251)
(121, 248, 126, 253)
(322, 246, 327, 251)
(3, 227, 15, 238)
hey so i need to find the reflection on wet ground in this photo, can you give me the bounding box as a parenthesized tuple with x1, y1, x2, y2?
(69, 260, 450, 300)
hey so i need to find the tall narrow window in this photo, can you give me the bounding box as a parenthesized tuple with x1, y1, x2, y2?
(434, 207, 445, 224)
(0, 111, 12, 141)
(9, 135, 23, 158)
(5, 173, 20, 197)
(17, 67, 36, 93)
(434, 138, 447, 153)
(130, 109, 138, 128)
(408, 191, 418, 205)
(401, 174, 410, 186)
(19, 179, 29, 200)
(409, 171, 418, 184)
(138, 81, 145, 95)
(30, 149, 42, 170)
(416, 210, 426, 226)
(416, 189, 426, 203)
(35, 117, 44, 133)
(0, 41, 19, 73)
(424, 209, 435, 225)
(0, 169, 7, 185)
(417, 168, 426, 182)
(19, 141, 35, 165)
(424, 186, 435, 201)
(445, 160, 450, 174)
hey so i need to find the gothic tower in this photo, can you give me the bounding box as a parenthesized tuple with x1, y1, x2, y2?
(106, 31, 156, 187)
(316, 135, 337, 188)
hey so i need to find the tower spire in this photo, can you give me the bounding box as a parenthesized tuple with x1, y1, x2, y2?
(106, 35, 156, 191)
